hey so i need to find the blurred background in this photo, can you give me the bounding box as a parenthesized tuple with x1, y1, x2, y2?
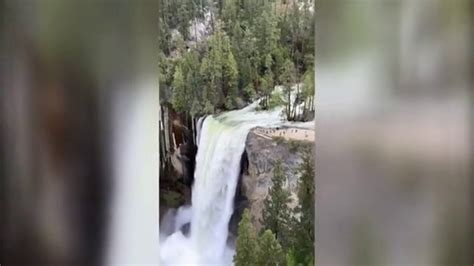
(1, 0, 158, 265)
(316, 0, 472, 265)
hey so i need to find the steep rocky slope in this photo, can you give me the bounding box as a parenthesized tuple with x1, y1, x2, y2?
(238, 126, 315, 230)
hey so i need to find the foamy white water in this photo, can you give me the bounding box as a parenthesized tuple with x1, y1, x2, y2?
(196, 116, 205, 146)
(160, 101, 287, 265)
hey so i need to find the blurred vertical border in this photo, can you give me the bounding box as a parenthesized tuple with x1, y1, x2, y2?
(315, 0, 473, 264)
(467, 3, 474, 266)
(1, 0, 158, 265)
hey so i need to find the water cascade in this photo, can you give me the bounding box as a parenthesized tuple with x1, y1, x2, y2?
(160, 102, 286, 265)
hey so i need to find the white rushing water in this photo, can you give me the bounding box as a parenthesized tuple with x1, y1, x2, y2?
(160, 101, 289, 265)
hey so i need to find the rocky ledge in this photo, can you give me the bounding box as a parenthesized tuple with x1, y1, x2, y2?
(233, 126, 315, 231)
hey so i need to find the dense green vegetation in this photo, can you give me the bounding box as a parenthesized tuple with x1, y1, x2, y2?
(234, 210, 286, 266)
(261, 161, 293, 250)
(158, 0, 315, 120)
(234, 150, 315, 265)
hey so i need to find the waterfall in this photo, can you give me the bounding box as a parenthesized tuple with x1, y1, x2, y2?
(195, 116, 205, 146)
(160, 102, 285, 265)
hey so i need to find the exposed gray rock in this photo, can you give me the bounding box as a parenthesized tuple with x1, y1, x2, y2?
(170, 142, 197, 187)
(240, 127, 314, 230)
(180, 223, 191, 237)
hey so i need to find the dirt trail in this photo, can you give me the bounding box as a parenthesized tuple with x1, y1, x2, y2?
(253, 127, 315, 141)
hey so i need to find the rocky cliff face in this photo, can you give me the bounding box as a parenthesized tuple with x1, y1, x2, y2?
(238, 126, 315, 230)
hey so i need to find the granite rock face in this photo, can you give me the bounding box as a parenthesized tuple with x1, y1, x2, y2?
(240, 126, 315, 230)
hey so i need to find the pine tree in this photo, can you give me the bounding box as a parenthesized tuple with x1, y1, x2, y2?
(222, 38, 239, 109)
(247, 4, 279, 105)
(158, 51, 173, 103)
(234, 209, 259, 266)
(261, 54, 275, 108)
(171, 64, 187, 112)
(257, 230, 286, 266)
(286, 249, 299, 266)
(303, 66, 315, 114)
(182, 50, 202, 114)
(261, 160, 293, 250)
(177, 1, 190, 39)
(280, 59, 297, 120)
(190, 98, 202, 117)
(200, 20, 238, 112)
(200, 55, 219, 113)
(293, 149, 316, 264)
(239, 25, 259, 100)
(272, 46, 288, 85)
(301, 0, 315, 72)
(158, 17, 171, 55)
(221, 0, 239, 33)
(255, 6, 279, 65)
